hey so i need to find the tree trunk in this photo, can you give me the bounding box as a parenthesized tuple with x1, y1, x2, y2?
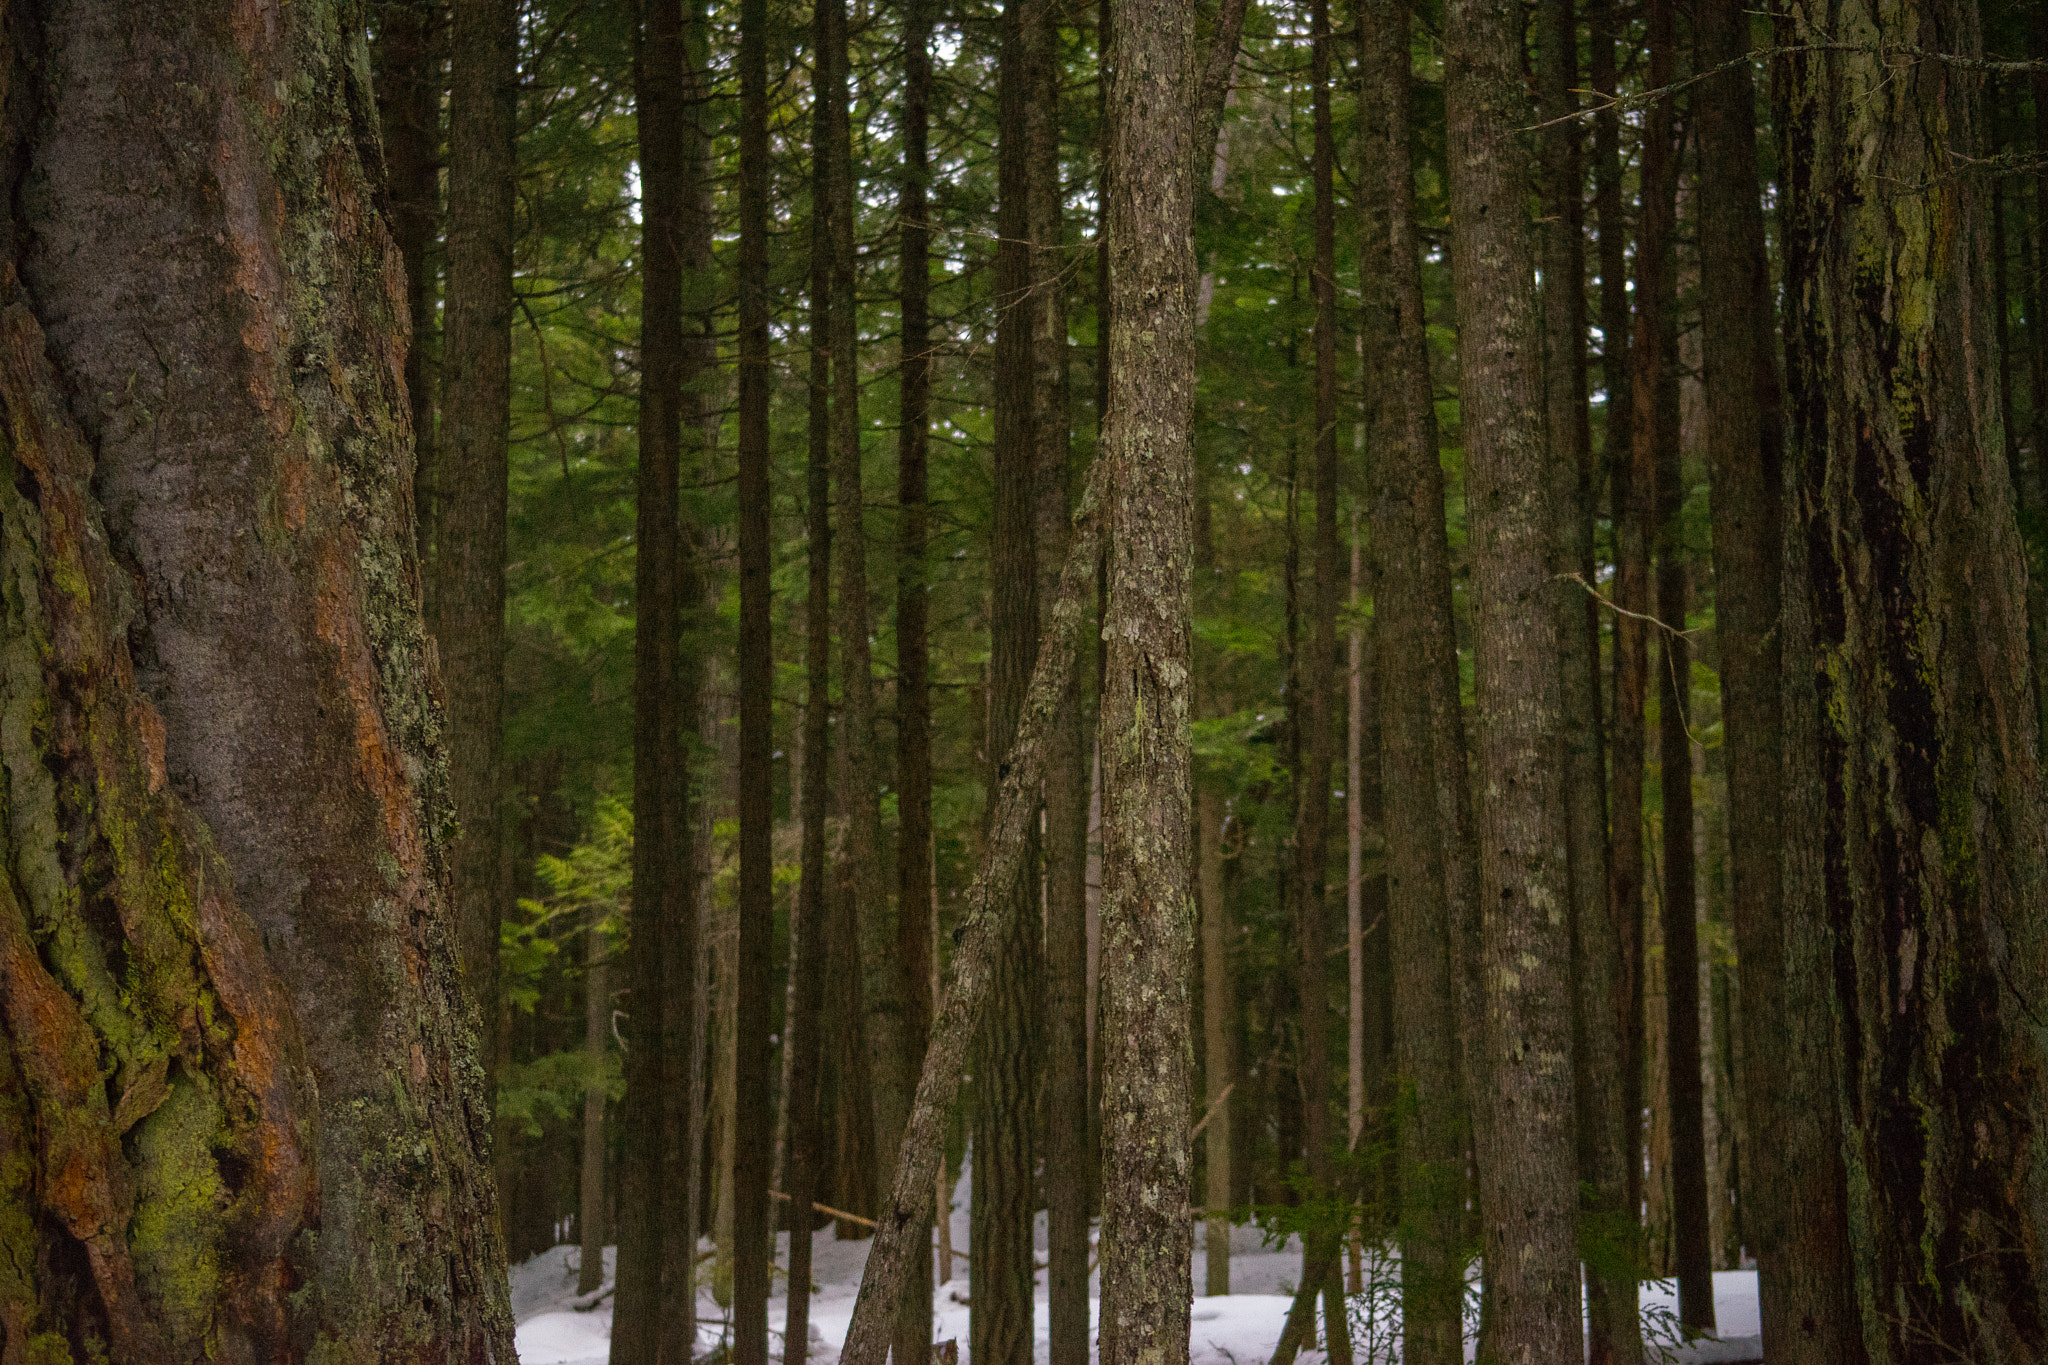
(1356, 0, 1471, 1359)
(1033, 0, 1093, 1354)
(836, 473, 1105, 1365)
(734, 0, 775, 1350)
(440, 0, 515, 1064)
(1536, 2, 1638, 1359)
(1095, 0, 1201, 1354)
(977, 2, 1044, 1357)
(823, 0, 911, 1224)
(0, 2, 516, 1354)
(894, 0, 937, 1352)
(1285, 3, 1352, 1359)
(373, 0, 443, 579)
(1442, 0, 1584, 1355)
(614, 3, 708, 1359)
(1778, 5, 2048, 1354)
(785, 29, 838, 1346)
(581, 911, 610, 1296)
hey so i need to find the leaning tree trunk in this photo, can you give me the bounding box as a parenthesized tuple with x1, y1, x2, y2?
(613, 2, 708, 1361)
(0, 3, 514, 1358)
(1442, 0, 1585, 1356)
(1778, 4, 2048, 1356)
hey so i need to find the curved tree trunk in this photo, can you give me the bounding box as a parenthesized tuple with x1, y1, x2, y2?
(0, 4, 514, 1357)
(1779, 2, 2048, 1354)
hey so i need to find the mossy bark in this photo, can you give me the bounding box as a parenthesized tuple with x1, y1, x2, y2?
(1779, 0, 2048, 1354)
(0, 2, 514, 1358)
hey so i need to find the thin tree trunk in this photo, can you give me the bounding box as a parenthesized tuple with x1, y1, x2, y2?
(895, 0, 937, 1353)
(1442, 0, 1584, 1355)
(822, 0, 911, 1220)
(1033, 0, 1092, 1353)
(374, 0, 443, 579)
(1280, 4, 1352, 1360)
(1779, 3, 2048, 1352)
(1358, 0, 1470, 1357)
(581, 914, 610, 1295)
(1198, 777, 1236, 1298)
(614, 3, 707, 1359)
(836, 472, 1105, 1365)
(735, 0, 776, 1346)
(977, 2, 1044, 1357)
(1536, 1, 1637, 1358)
(0, 2, 517, 1347)
(785, 29, 838, 1349)
(439, 0, 515, 1066)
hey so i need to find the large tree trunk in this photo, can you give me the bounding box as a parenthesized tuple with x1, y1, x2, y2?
(1358, 0, 1469, 1356)
(614, 2, 708, 1360)
(895, 0, 938, 1357)
(0, 3, 515, 1356)
(439, 0, 515, 1060)
(1442, 0, 1584, 1356)
(1095, 0, 1200, 1356)
(373, 0, 443, 580)
(1778, 4, 2048, 1355)
(734, 0, 776, 1345)
(977, 1, 1045, 1357)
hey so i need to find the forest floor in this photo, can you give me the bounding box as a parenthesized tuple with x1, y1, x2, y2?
(511, 1165, 1765, 1364)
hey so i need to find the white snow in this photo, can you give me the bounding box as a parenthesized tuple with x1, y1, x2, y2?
(510, 1163, 1764, 1365)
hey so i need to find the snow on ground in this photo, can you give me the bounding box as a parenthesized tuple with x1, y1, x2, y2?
(512, 1162, 1763, 1365)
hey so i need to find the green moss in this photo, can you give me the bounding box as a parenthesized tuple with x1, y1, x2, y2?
(127, 1071, 228, 1357)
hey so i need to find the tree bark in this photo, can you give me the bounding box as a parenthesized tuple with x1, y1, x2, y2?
(733, 0, 774, 1346)
(373, 0, 443, 580)
(895, 0, 938, 1356)
(1095, 0, 1202, 1356)
(0, 2, 516, 1354)
(1033, 0, 1093, 1355)
(835, 473, 1104, 1365)
(1357, 0, 1471, 1358)
(978, 2, 1045, 1357)
(1442, 0, 1585, 1355)
(785, 29, 838, 1347)
(581, 912, 610, 1296)
(614, 3, 708, 1359)
(823, 0, 911, 1224)
(439, 0, 515, 1062)
(1778, 3, 2048, 1353)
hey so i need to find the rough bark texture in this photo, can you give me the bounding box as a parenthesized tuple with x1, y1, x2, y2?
(614, 3, 707, 1359)
(734, 0, 775, 1347)
(1441, 0, 1585, 1355)
(835, 474, 1103, 1365)
(438, 0, 515, 1038)
(372, 0, 442, 578)
(977, 2, 1044, 1355)
(1357, 1, 1468, 1355)
(895, 0, 938, 1355)
(0, 3, 516, 1356)
(1095, 0, 1200, 1354)
(1779, 2, 2048, 1355)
